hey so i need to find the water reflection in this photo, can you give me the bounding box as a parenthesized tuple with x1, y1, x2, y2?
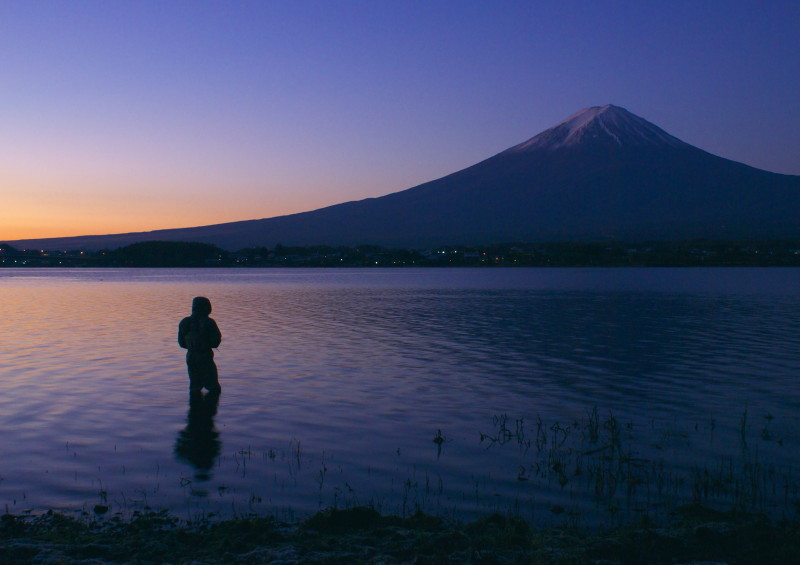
(1, 268, 799, 522)
(174, 391, 222, 481)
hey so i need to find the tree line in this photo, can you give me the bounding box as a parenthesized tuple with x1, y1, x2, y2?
(3, 239, 800, 267)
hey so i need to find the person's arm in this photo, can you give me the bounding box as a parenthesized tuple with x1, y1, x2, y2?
(209, 319, 222, 349)
(178, 318, 188, 349)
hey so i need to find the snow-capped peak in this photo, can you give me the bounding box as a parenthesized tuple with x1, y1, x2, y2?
(505, 105, 686, 153)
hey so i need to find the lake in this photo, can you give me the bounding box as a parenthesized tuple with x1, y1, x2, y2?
(1, 268, 798, 528)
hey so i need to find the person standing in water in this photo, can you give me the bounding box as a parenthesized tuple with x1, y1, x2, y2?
(178, 296, 222, 394)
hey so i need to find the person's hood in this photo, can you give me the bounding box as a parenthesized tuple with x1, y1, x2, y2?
(191, 296, 212, 317)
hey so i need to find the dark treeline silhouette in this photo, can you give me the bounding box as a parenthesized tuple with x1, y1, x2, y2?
(106, 241, 228, 267)
(3, 239, 800, 267)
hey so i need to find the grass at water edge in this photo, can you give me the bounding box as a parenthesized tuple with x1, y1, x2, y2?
(2, 504, 799, 564)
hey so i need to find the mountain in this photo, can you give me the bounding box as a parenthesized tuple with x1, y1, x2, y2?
(9, 104, 800, 251)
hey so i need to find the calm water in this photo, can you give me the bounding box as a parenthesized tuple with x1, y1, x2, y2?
(1, 268, 798, 527)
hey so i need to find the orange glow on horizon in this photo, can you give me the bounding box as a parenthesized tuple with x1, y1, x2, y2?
(0, 167, 380, 243)
(0, 205, 285, 243)
(0, 213, 256, 242)
(0, 177, 330, 242)
(1, 175, 380, 243)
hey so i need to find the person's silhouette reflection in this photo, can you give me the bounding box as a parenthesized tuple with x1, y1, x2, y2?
(174, 390, 222, 481)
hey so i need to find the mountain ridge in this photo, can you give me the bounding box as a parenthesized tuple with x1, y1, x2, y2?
(8, 105, 800, 251)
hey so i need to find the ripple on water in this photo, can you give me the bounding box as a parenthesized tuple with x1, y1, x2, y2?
(1, 268, 799, 524)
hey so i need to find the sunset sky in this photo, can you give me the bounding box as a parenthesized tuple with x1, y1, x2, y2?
(2, 1, 799, 241)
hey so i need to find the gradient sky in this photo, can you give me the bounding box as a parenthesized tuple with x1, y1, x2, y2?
(2, 1, 799, 241)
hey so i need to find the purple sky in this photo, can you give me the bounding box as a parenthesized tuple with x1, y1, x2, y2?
(2, 1, 799, 240)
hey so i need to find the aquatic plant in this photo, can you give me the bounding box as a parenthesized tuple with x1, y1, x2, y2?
(478, 406, 798, 529)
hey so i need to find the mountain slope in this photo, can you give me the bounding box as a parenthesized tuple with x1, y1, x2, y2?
(9, 105, 800, 251)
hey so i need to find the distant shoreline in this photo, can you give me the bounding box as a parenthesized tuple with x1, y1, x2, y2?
(3, 239, 800, 268)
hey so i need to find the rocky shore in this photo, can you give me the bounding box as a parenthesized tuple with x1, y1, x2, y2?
(1, 504, 798, 564)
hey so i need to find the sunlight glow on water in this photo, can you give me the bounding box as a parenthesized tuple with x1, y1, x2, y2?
(1, 268, 799, 526)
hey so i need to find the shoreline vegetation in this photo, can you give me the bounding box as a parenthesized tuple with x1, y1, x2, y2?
(2, 504, 798, 564)
(3, 239, 800, 268)
(3, 407, 798, 563)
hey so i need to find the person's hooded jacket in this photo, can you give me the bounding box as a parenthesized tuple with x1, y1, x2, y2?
(178, 297, 222, 352)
